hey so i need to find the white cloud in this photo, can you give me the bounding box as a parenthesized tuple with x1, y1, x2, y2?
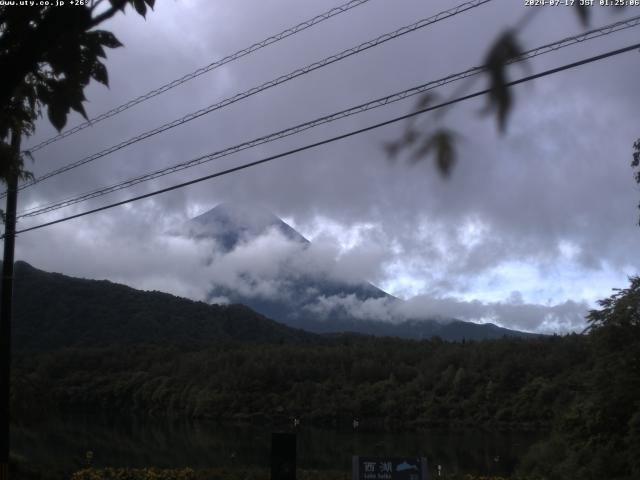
(301, 290, 589, 333)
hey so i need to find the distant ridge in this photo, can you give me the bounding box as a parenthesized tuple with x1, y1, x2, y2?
(300, 316, 538, 341)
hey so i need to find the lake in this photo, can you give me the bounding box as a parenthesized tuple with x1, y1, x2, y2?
(11, 414, 543, 477)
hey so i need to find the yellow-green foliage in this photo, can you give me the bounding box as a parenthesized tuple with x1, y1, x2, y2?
(71, 468, 198, 480)
(70, 468, 521, 480)
(70, 468, 353, 480)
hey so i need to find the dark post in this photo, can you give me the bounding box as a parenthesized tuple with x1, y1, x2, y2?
(0, 131, 20, 480)
(271, 432, 296, 480)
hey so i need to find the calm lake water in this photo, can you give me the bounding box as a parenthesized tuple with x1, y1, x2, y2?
(11, 414, 543, 477)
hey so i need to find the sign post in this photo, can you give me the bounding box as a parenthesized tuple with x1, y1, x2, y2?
(271, 432, 296, 480)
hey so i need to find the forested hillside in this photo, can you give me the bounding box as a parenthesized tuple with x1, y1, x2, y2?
(9, 261, 318, 350)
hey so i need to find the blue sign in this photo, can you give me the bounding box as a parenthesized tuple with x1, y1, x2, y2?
(352, 456, 427, 480)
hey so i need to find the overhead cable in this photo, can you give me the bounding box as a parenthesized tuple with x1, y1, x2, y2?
(8, 0, 493, 197)
(25, 0, 375, 154)
(10, 41, 640, 237)
(18, 15, 640, 219)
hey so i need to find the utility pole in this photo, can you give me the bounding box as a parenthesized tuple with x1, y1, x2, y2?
(0, 130, 20, 480)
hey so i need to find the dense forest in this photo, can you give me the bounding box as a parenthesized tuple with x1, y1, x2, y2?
(11, 335, 587, 430)
(8, 262, 640, 479)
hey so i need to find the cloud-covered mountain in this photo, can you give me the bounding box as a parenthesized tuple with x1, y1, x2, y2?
(187, 203, 536, 340)
(189, 202, 392, 315)
(189, 202, 309, 252)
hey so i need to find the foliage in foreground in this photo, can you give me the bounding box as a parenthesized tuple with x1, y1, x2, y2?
(517, 277, 640, 480)
(69, 468, 512, 480)
(70, 467, 349, 480)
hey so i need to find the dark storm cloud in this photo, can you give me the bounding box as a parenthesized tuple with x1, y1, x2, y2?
(13, 0, 640, 332)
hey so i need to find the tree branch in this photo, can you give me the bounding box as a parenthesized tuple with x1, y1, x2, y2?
(89, 0, 129, 28)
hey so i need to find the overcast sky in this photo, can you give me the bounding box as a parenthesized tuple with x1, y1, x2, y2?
(12, 0, 640, 333)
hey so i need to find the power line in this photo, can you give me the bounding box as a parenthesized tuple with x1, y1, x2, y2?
(18, 15, 640, 219)
(24, 0, 375, 154)
(18, 15, 640, 217)
(8, 0, 493, 197)
(10, 42, 640, 238)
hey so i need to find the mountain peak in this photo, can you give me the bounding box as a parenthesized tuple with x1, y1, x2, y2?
(188, 202, 308, 252)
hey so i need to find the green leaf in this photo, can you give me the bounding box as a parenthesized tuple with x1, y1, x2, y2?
(0, 141, 33, 184)
(132, 0, 147, 17)
(70, 97, 88, 119)
(482, 30, 524, 133)
(22, 150, 34, 163)
(410, 129, 457, 178)
(47, 97, 69, 131)
(0, 141, 16, 182)
(93, 30, 123, 49)
(17, 167, 34, 182)
(68, 84, 88, 116)
(431, 130, 456, 178)
(573, 4, 590, 27)
(91, 62, 109, 86)
(90, 39, 107, 59)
